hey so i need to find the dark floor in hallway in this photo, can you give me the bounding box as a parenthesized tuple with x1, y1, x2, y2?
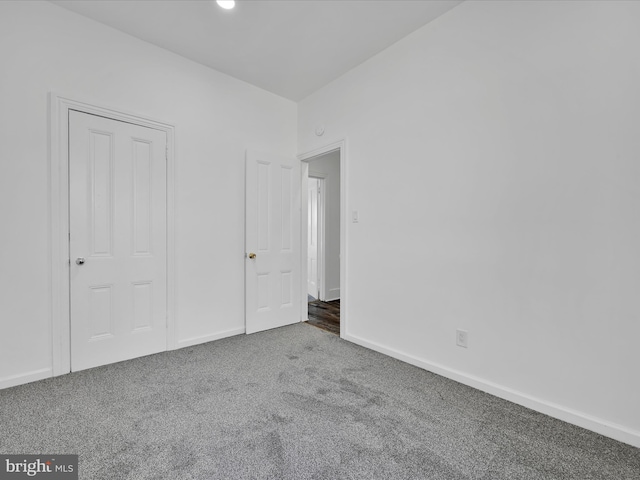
(307, 299, 340, 335)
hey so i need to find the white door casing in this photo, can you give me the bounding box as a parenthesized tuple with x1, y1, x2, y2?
(69, 110, 167, 371)
(245, 150, 301, 334)
(307, 177, 319, 299)
(298, 141, 346, 336)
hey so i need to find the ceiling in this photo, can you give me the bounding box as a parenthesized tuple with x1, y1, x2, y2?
(51, 0, 463, 101)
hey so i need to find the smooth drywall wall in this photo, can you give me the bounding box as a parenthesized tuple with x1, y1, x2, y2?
(299, 0, 640, 446)
(309, 151, 341, 301)
(0, 1, 296, 387)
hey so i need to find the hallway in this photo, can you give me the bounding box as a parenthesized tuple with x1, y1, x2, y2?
(307, 299, 340, 335)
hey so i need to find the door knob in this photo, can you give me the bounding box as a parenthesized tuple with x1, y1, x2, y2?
(248, 253, 256, 259)
(76, 257, 85, 265)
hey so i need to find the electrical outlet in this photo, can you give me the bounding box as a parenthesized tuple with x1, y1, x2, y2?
(456, 329, 468, 348)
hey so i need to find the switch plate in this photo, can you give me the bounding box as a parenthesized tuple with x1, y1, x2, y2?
(456, 329, 468, 348)
(352, 210, 359, 223)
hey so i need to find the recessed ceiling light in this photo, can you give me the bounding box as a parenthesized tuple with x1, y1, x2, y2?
(216, 0, 235, 9)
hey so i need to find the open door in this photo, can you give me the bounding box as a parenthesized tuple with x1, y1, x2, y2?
(245, 150, 301, 334)
(307, 177, 320, 300)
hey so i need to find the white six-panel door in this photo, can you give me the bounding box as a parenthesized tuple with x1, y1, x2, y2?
(69, 110, 167, 371)
(245, 150, 301, 334)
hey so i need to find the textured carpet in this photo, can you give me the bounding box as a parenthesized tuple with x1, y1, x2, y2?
(1, 323, 638, 479)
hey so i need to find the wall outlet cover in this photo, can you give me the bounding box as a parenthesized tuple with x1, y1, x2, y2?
(456, 329, 468, 348)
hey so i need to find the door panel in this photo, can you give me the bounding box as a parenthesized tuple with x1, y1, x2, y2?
(307, 178, 319, 299)
(69, 110, 167, 371)
(245, 151, 301, 334)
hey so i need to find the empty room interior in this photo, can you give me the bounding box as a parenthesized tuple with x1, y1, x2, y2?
(1, 0, 639, 478)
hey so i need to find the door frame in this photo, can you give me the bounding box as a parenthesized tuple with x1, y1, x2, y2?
(307, 174, 325, 300)
(49, 92, 176, 376)
(298, 140, 347, 337)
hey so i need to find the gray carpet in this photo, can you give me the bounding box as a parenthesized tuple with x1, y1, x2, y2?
(1, 323, 638, 479)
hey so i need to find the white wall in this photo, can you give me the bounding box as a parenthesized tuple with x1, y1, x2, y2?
(3, 0, 639, 449)
(0, 1, 296, 387)
(299, 0, 640, 446)
(309, 151, 341, 301)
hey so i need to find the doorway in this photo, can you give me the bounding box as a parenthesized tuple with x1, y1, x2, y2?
(49, 93, 176, 377)
(301, 147, 342, 335)
(244, 143, 345, 337)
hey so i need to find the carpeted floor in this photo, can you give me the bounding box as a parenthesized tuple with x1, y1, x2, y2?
(1, 323, 638, 479)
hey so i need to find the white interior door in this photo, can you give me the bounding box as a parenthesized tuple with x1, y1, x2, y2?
(307, 178, 319, 299)
(245, 150, 301, 334)
(69, 110, 167, 371)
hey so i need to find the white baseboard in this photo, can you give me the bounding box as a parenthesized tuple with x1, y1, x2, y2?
(324, 288, 340, 302)
(0, 367, 52, 390)
(342, 332, 640, 448)
(176, 327, 245, 349)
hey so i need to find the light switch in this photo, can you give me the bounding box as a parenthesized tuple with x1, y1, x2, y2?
(352, 210, 359, 223)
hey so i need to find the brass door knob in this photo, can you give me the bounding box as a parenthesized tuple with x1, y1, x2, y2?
(248, 253, 256, 259)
